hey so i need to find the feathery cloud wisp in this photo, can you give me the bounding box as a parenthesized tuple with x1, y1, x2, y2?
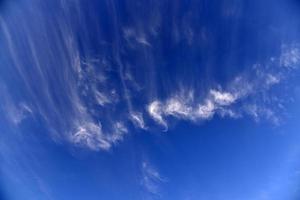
(141, 161, 165, 197)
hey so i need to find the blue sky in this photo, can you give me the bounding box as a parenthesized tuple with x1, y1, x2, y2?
(1, 0, 300, 199)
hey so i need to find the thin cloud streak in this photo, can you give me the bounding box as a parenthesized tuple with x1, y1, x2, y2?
(141, 160, 166, 198)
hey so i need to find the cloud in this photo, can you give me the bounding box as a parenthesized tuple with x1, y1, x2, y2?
(195, 99, 216, 119)
(0, 85, 33, 126)
(147, 101, 168, 128)
(147, 89, 238, 128)
(141, 161, 166, 197)
(145, 48, 299, 129)
(71, 121, 127, 151)
(6, 102, 33, 125)
(164, 97, 192, 119)
(265, 74, 280, 86)
(123, 27, 151, 47)
(210, 89, 237, 106)
(110, 122, 128, 142)
(280, 44, 300, 68)
(71, 122, 111, 151)
(1, 0, 299, 152)
(130, 112, 147, 130)
(94, 90, 111, 106)
(244, 104, 280, 125)
(1, 6, 133, 151)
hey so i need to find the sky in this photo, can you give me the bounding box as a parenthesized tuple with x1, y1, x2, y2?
(1, 0, 300, 199)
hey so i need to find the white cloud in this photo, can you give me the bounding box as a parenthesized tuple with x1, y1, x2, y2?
(210, 89, 237, 106)
(280, 45, 300, 68)
(141, 161, 165, 196)
(147, 89, 238, 127)
(145, 58, 294, 128)
(0, 86, 33, 125)
(109, 122, 128, 142)
(71, 121, 127, 151)
(147, 101, 167, 128)
(130, 112, 147, 129)
(123, 27, 151, 47)
(2, 3, 299, 153)
(136, 35, 151, 46)
(94, 90, 111, 106)
(195, 100, 216, 119)
(265, 74, 280, 86)
(71, 122, 111, 151)
(244, 104, 280, 125)
(9, 103, 33, 125)
(164, 97, 192, 119)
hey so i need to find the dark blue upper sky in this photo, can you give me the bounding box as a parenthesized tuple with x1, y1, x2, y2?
(1, 0, 300, 200)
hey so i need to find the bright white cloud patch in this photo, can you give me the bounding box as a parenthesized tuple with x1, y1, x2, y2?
(147, 89, 238, 127)
(148, 101, 167, 128)
(165, 97, 192, 118)
(210, 89, 237, 106)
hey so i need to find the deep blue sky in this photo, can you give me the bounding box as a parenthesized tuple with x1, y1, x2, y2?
(1, 0, 300, 200)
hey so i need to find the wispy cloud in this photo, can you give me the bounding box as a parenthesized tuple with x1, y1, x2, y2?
(141, 160, 166, 198)
(1, 0, 299, 152)
(147, 45, 299, 129)
(0, 85, 33, 126)
(147, 88, 238, 129)
(71, 122, 111, 151)
(130, 112, 147, 130)
(71, 121, 127, 151)
(210, 89, 237, 106)
(148, 101, 168, 129)
(123, 27, 151, 47)
(280, 44, 300, 68)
